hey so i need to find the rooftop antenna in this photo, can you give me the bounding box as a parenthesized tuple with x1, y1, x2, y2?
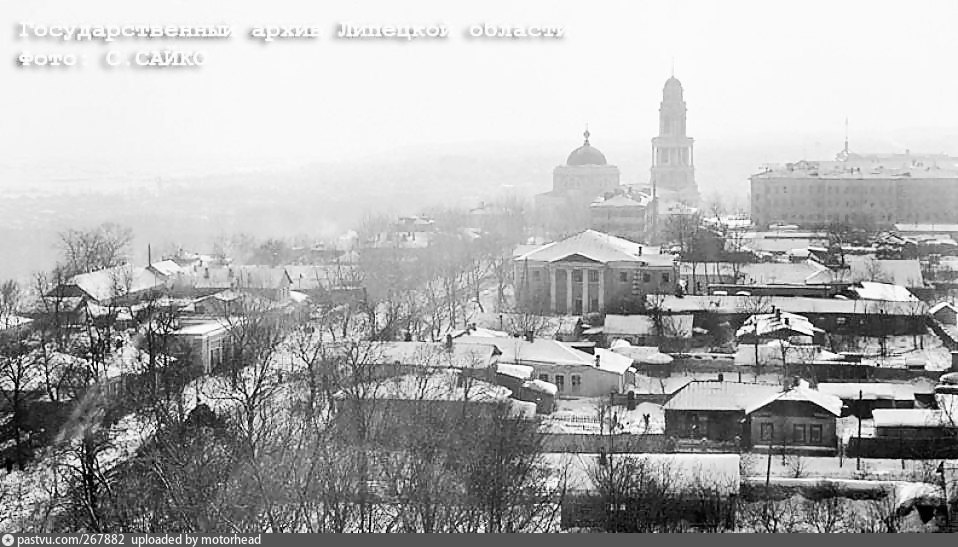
(584, 122, 590, 145)
(844, 117, 849, 155)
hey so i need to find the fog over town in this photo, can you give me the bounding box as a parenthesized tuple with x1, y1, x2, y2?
(3, 0, 958, 536)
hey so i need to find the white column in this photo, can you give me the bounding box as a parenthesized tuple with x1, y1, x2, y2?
(566, 269, 573, 314)
(549, 268, 557, 312)
(582, 269, 590, 314)
(598, 269, 605, 312)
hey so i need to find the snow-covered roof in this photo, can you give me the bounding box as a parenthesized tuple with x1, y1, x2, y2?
(523, 379, 558, 395)
(817, 382, 916, 401)
(930, 302, 958, 315)
(377, 341, 498, 369)
(664, 381, 782, 412)
(148, 260, 183, 277)
(514, 230, 674, 267)
(872, 409, 957, 429)
(458, 336, 633, 376)
(497, 363, 534, 379)
(604, 314, 693, 337)
(334, 370, 513, 403)
(543, 453, 740, 496)
(849, 282, 919, 302)
(647, 294, 925, 316)
(735, 311, 823, 339)
(610, 343, 673, 365)
(593, 348, 634, 375)
(174, 319, 232, 337)
(288, 290, 310, 303)
(744, 386, 843, 416)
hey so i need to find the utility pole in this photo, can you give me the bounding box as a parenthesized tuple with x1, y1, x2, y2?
(856, 389, 863, 472)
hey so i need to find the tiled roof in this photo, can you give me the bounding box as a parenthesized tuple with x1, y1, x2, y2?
(663, 381, 781, 412)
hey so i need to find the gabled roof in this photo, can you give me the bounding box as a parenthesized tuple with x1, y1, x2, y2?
(457, 336, 632, 375)
(744, 386, 843, 416)
(180, 266, 293, 291)
(515, 230, 674, 267)
(148, 260, 183, 277)
(664, 381, 781, 412)
(376, 341, 498, 369)
(735, 311, 824, 339)
(66, 265, 167, 302)
(849, 282, 919, 302)
(590, 194, 649, 208)
(930, 302, 958, 315)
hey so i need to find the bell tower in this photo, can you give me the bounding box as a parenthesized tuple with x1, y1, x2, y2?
(650, 75, 699, 206)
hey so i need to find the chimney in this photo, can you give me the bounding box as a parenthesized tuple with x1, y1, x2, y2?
(204, 267, 209, 279)
(445, 334, 453, 352)
(525, 330, 534, 343)
(717, 372, 724, 382)
(147, 244, 152, 266)
(951, 351, 958, 372)
(594, 354, 601, 368)
(637, 246, 643, 256)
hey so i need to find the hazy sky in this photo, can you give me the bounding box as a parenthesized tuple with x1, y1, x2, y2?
(5, 0, 958, 173)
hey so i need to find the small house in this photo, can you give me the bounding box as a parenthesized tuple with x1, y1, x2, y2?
(744, 385, 843, 453)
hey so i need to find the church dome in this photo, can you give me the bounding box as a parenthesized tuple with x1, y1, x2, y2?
(566, 129, 608, 166)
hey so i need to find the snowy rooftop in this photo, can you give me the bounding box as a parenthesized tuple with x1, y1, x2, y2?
(334, 370, 513, 403)
(543, 453, 741, 496)
(664, 381, 782, 412)
(817, 382, 917, 401)
(872, 408, 957, 429)
(514, 230, 674, 267)
(744, 385, 844, 416)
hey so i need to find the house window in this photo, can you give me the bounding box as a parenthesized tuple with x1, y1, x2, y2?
(532, 270, 541, 280)
(589, 270, 599, 283)
(555, 375, 565, 392)
(571, 374, 581, 394)
(619, 272, 628, 283)
(590, 297, 599, 312)
(572, 270, 583, 282)
(809, 424, 823, 444)
(661, 272, 671, 284)
(760, 423, 774, 442)
(538, 373, 549, 383)
(793, 424, 806, 444)
(642, 273, 652, 283)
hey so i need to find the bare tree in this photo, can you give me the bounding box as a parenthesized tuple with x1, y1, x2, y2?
(58, 223, 134, 277)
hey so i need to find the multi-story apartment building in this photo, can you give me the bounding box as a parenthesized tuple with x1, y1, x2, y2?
(750, 152, 958, 229)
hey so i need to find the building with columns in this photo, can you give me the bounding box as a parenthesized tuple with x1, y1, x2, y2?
(650, 76, 700, 208)
(513, 229, 677, 315)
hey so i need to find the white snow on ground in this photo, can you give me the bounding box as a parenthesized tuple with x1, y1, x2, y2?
(542, 397, 664, 434)
(0, 412, 155, 531)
